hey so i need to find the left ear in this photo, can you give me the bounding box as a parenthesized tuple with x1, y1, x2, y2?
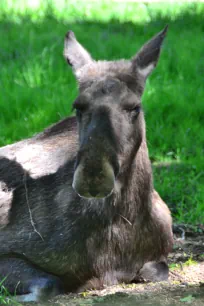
(132, 26, 168, 79)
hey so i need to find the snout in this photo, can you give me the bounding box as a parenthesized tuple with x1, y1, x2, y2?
(72, 160, 116, 199)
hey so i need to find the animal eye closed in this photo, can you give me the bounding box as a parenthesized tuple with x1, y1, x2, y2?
(126, 105, 141, 113)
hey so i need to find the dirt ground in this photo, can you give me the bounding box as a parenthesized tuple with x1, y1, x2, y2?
(11, 224, 204, 305)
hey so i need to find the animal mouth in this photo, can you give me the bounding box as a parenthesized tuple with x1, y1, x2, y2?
(73, 187, 114, 200)
(72, 160, 115, 199)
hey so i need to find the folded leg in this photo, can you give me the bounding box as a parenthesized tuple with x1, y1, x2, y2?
(137, 261, 169, 282)
(0, 257, 64, 302)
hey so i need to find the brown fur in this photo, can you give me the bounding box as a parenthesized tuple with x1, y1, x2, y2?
(0, 27, 173, 302)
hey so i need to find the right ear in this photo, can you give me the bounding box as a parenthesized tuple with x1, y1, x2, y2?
(64, 31, 93, 75)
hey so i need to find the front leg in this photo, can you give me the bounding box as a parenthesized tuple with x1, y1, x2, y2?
(136, 260, 169, 282)
(77, 262, 169, 293)
(0, 257, 64, 302)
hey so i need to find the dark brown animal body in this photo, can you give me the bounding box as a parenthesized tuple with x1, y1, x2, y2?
(0, 28, 173, 302)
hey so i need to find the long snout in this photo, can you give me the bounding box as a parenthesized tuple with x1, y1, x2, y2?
(72, 159, 115, 199)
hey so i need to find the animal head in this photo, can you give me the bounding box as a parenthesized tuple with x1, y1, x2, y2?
(64, 27, 168, 199)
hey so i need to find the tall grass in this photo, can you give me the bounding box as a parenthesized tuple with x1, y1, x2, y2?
(0, 0, 203, 224)
(0, 277, 19, 305)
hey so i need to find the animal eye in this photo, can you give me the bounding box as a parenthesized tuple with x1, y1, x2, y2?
(126, 105, 141, 113)
(132, 105, 141, 113)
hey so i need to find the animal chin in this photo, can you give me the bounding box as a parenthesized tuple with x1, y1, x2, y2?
(72, 178, 115, 199)
(73, 188, 114, 200)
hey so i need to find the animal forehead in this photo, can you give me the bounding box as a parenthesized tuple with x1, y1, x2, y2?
(77, 78, 137, 107)
(94, 77, 124, 93)
(80, 77, 130, 102)
(78, 61, 143, 96)
(88, 75, 142, 99)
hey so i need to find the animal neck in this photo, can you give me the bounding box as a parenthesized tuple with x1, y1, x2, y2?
(112, 140, 153, 221)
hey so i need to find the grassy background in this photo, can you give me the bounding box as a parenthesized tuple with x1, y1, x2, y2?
(0, 0, 203, 225)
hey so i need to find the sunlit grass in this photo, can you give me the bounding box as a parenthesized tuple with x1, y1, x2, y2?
(0, 278, 20, 305)
(1, 0, 203, 23)
(0, 0, 203, 224)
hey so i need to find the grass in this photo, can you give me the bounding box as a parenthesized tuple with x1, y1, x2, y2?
(0, 278, 19, 305)
(169, 257, 198, 271)
(0, 0, 203, 228)
(0, 278, 9, 305)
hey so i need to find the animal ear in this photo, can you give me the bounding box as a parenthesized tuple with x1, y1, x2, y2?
(132, 26, 168, 79)
(64, 31, 93, 74)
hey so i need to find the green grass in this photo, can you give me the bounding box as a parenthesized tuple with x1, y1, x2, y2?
(0, 277, 19, 305)
(0, 0, 203, 226)
(169, 256, 198, 272)
(0, 279, 9, 305)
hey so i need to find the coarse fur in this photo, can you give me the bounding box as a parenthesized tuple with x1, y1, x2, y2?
(0, 27, 173, 302)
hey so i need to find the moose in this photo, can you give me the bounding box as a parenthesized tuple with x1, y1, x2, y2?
(0, 27, 173, 302)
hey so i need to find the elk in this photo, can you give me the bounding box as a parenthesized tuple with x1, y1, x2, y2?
(0, 27, 173, 302)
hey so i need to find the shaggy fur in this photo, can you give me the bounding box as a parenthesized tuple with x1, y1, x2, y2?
(0, 27, 173, 302)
